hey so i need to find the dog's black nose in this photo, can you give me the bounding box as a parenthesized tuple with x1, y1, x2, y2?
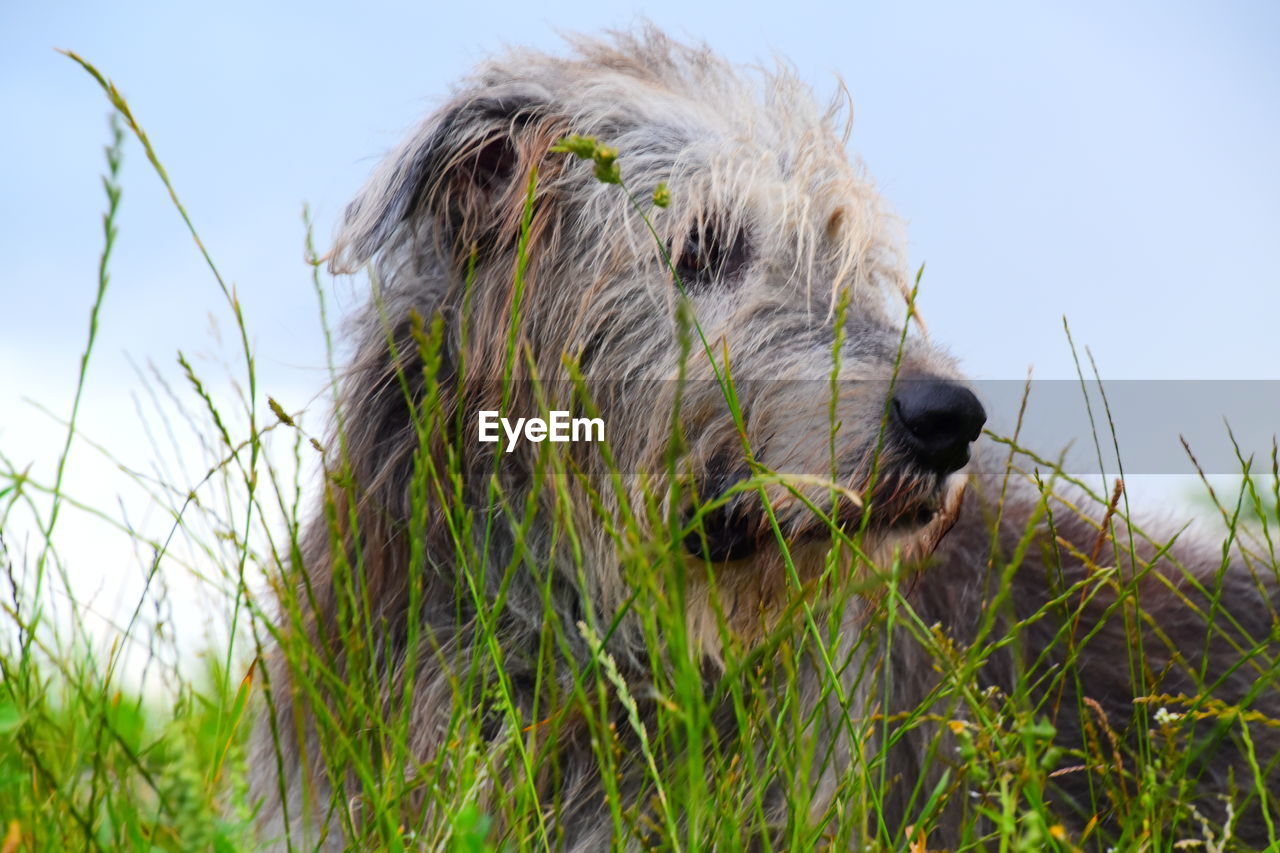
(891, 380, 986, 474)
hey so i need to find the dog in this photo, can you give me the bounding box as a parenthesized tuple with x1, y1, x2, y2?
(249, 26, 1279, 849)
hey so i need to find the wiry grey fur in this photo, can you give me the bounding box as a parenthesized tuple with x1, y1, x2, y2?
(250, 27, 1279, 850)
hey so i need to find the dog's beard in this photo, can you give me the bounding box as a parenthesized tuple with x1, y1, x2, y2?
(679, 470, 969, 657)
(684, 466, 969, 568)
(861, 473, 967, 566)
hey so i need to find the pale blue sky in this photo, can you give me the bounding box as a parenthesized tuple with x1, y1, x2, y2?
(2, 0, 1278, 668)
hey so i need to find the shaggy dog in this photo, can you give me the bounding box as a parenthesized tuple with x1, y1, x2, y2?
(250, 27, 1279, 849)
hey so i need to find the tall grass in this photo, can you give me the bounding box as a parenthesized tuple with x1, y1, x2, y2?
(1, 57, 1277, 852)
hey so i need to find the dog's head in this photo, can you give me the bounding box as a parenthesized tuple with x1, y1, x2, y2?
(328, 28, 984, 639)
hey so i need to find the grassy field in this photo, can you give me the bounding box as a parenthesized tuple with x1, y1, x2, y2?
(2, 59, 1278, 852)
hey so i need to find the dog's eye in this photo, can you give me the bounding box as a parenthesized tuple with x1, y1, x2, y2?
(673, 225, 749, 290)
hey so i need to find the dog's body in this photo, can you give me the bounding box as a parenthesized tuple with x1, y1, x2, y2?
(250, 29, 1279, 849)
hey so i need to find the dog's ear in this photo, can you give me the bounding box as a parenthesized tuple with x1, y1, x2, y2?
(330, 89, 561, 273)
